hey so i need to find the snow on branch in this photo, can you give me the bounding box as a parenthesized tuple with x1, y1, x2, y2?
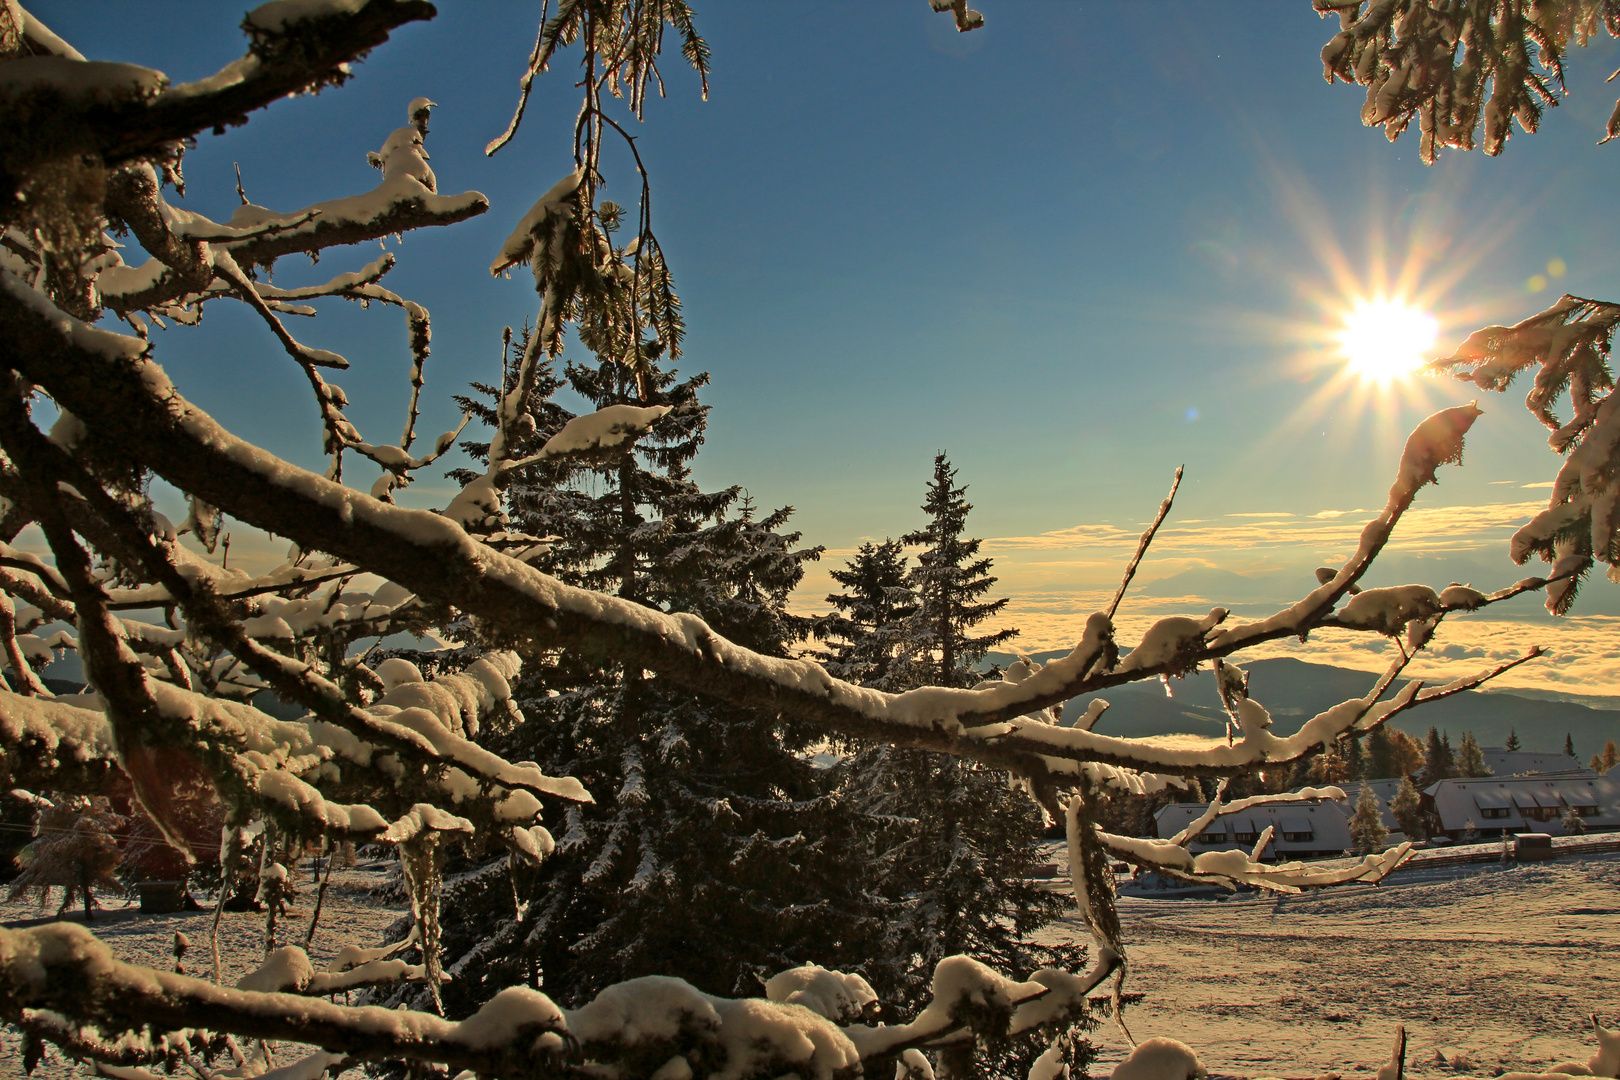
(929, 0, 985, 34)
(1, 0, 436, 189)
(1100, 827, 1413, 894)
(0, 689, 125, 796)
(1433, 294, 1620, 612)
(1315, 0, 1615, 162)
(0, 919, 1102, 1080)
(0, 283, 1539, 786)
(97, 124, 487, 318)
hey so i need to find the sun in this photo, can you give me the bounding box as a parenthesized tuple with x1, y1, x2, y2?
(1337, 298, 1439, 384)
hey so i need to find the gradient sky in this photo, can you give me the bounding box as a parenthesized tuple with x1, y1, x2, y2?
(32, 2, 1620, 694)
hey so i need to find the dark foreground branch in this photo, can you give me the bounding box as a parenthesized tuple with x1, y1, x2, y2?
(1, 1, 436, 190)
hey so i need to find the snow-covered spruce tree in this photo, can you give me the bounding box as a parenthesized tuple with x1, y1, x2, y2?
(828, 456, 1084, 1036)
(6, 794, 125, 920)
(1349, 783, 1389, 854)
(424, 345, 901, 1012)
(894, 453, 1018, 689)
(813, 538, 916, 687)
(0, 3, 1607, 1078)
(1389, 777, 1424, 841)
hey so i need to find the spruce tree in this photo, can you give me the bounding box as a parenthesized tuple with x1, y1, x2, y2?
(892, 454, 1017, 687)
(813, 539, 915, 688)
(1456, 732, 1491, 777)
(427, 346, 885, 1011)
(1364, 727, 1397, 780)
(1421, 726, 1454, 787)
(1342, 734, 1365, 780)
(1348, 784, 1388, 855)
(1389, 777, 1424, 840)
(1562, 804, 1588, 834)
(829, 456, 1080, 1025)
(1505, 728, 1522, 751)
(1566, 733, 1577, 760)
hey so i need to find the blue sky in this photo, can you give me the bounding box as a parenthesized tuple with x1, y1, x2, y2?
(34, 2, 1620, 691)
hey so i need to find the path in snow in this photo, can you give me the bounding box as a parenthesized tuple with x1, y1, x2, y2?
(1066, 852, 1620, 1078)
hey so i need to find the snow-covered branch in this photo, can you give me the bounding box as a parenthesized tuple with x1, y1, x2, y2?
(0, 283, 1536, 783)
(0, 920, 1100, 1080)
(1, 0, 436, 191)
(1433, 293, 1620, 612)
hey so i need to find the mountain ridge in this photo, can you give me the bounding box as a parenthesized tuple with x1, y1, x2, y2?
(985, 652, 1620, 754)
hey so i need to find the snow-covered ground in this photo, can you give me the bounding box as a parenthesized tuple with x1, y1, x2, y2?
(0, 859, 407, 1079)
(1063, 851, 1620, 1078)
(4, 853, 1616, 1078)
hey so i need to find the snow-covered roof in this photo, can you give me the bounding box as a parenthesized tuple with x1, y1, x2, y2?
(1153, 800, 1354, 854)
(1426, 773, 1620, 835)
(1480, 748, 1592, 777)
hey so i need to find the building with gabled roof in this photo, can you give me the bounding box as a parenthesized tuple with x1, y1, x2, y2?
(1480, 748, 1592, 777)
(1422, 772, 1620, 839)
(1153, 799, 1354, 860)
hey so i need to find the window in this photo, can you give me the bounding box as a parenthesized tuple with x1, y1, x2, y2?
(1234, 832, 1257, 844)
(1481, 807, 1510, 819)
(1282, 831, 1313, 842)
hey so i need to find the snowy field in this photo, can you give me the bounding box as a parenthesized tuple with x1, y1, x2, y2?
(3, 853, 1617, 1078)
(0, 860, 408, 1079)
(1071, 851, 1620, 1078)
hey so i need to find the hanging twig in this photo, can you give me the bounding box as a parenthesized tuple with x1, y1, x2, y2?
(305, 836, 336, 950)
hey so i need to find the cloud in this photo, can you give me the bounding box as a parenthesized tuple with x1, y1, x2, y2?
(793, 500, 1620, 696)
(980, 500, 1543, 560)
(1522, 481, 1554, 489)
(981, 523, 1139, 552)
(972, 600, 1620, 696)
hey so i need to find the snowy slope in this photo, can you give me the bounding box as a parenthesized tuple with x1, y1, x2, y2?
(1062, 852, 1620, 1077)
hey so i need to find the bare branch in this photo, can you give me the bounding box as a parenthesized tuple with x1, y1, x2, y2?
(1105, 464, 1182, 621)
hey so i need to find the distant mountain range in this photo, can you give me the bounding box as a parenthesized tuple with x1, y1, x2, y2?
(985, 652, 1620, 756)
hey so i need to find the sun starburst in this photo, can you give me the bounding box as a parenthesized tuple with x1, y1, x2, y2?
(1338, 298, 1440, 384)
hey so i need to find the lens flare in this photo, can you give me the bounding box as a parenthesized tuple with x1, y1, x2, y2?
(1338, 299, 1439, 384)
